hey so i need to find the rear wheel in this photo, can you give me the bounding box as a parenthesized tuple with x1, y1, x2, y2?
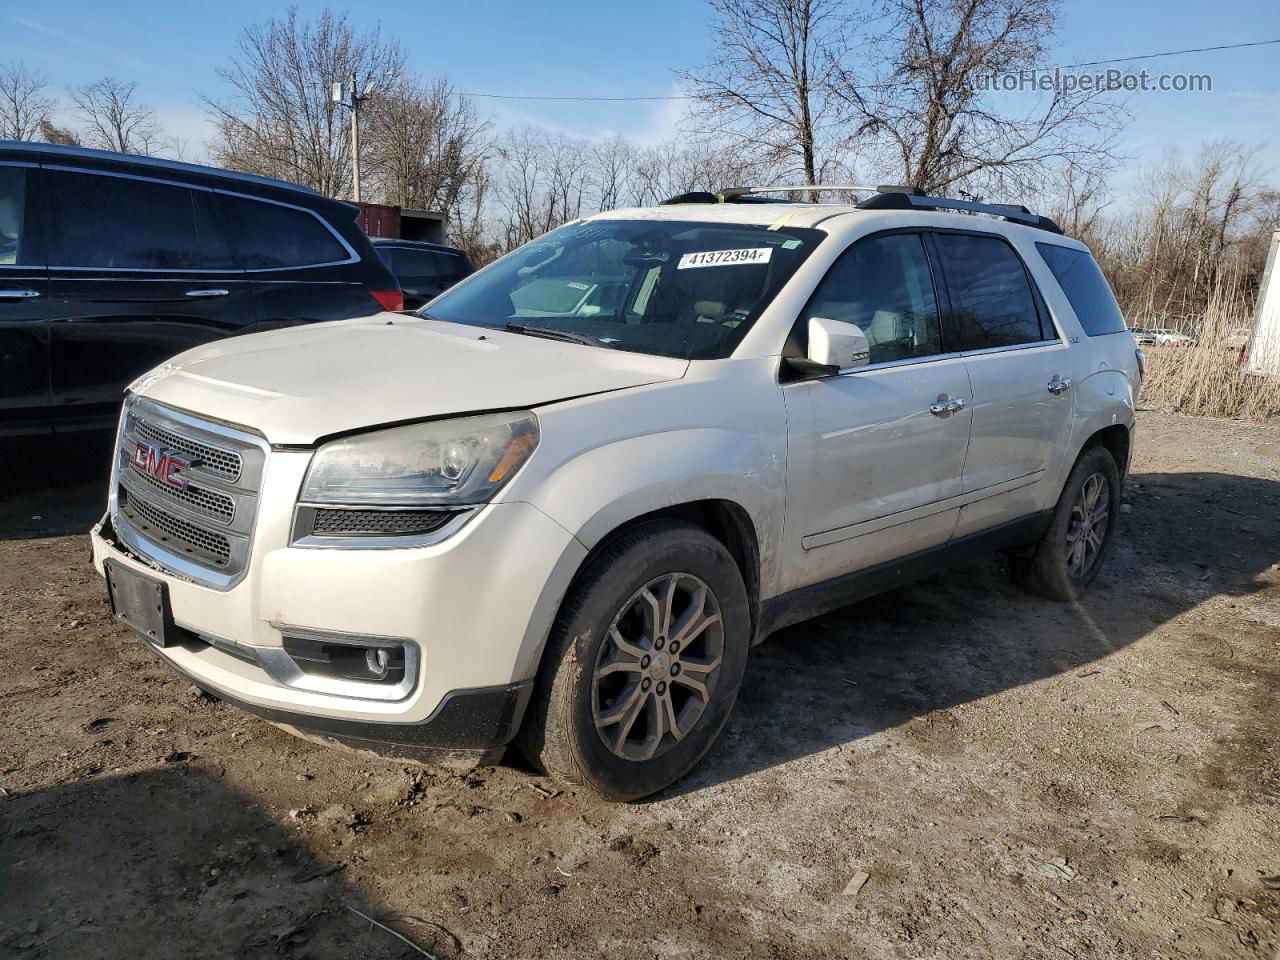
(1012, 445, 1121, 601)
(516, 521, 750, 800)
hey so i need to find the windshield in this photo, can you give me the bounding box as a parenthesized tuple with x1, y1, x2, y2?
(423, 219, 824, 359)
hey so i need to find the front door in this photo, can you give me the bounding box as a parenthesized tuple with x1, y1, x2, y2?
(928, 231, 1076, 537)
(43, 168, 256, 432)
(780, 231, 973, 593)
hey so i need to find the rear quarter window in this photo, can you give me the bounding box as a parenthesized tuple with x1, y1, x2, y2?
(216, 194, 349, 270)
(1036, 243, 1126, 336)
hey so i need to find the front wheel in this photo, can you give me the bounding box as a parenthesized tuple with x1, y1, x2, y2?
(516, 521, 750, 801)
(1012, 445, 1121, 601)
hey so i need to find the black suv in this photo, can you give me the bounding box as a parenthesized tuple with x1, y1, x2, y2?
(0, 142, 402, 437)
(371, 238, 474, 309)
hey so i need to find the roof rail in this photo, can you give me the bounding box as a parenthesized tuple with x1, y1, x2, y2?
(857, 190, 1063, 233)
(659, 182, 1063, 234)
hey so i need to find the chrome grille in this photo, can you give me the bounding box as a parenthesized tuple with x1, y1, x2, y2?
(112, 396, 268, 590)
(134, 418, 241, 482)
(120, 490, 232, 566)
(128, 461, 236, 524)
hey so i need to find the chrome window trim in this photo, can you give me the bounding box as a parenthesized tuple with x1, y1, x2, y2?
(39, 163, 359, 273)
(783, 336, 1067, 381)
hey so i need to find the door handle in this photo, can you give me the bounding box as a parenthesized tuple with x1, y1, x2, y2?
(947, 397, 966, 413)
(185, 288, 230, 298)
(929, 397, 953, 417)
(1047, 376, 1073, 395)
(0, 288, 41, 300)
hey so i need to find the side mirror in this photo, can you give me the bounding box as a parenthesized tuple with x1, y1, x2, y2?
(808, 316, 870, 370)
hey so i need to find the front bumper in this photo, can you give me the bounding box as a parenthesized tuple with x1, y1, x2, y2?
(91, 468, 587, 753)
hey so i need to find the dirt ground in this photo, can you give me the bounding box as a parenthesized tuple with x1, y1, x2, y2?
(1, 410, 1278, 960)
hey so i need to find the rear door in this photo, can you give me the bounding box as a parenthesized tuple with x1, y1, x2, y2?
(928, 230, 1075, 538)
(0, 163, 51, 437)
(215, 192, 379, 326)
(45, 168, 256, 432)
(780, 231, 973, 592)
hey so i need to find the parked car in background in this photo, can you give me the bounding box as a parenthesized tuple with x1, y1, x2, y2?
(0, 142, 402, 438)
(371, 238, 474, 309)
(1134, 327, 1195, 347)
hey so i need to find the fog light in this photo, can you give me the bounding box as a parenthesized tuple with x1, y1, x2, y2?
(282, 633, 407, 685)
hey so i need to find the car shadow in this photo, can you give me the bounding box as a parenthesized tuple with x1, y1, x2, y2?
(659, 470, 1280, 799)
(0, 432, 114, 541)
(0, 767, 453, 959)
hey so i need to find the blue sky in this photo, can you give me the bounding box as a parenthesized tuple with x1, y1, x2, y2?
(4, 0, 1279, 197)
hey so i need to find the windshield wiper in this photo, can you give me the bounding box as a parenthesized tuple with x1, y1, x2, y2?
(504, 323, 609, 348)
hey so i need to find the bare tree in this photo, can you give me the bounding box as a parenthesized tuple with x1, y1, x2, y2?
(206, 7, 403, 195)
(493, 127, 591, 249)
(0, 62, 54, 141)
(838, 0, 1123, 197)
(589, 135, 637, 212)
(70, 77, 166, 155)
(681, 0, 850, 191)
(364, 75, 489, 228)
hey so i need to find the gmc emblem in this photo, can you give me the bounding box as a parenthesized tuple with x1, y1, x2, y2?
(131, 441, 190, 490)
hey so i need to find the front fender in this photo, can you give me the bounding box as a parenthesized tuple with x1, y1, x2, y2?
(528, 426, 784, 557)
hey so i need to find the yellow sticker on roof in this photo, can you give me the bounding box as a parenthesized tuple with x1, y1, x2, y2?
(677, 247, 773, 270)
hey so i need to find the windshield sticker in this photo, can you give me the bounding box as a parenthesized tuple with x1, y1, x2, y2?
(677, 247, 774, 270)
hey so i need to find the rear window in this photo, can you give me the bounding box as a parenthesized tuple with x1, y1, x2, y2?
(932, 233, 1045, 349)
(215, 194, 349, 269)
(425, 219, 822, 360)
(1036, 243, 1126, 336)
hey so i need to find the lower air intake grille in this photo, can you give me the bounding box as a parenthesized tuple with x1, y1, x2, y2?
(310, 509, 457, 538)
(120, 489, 232, 567)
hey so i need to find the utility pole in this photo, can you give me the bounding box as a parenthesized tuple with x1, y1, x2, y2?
(333, 73, 372, 203)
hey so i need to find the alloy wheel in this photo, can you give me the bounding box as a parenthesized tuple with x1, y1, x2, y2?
(1066, 472, 1110, 578)
(590, 572, 725, 762)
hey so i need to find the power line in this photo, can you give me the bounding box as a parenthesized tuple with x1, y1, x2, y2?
(458, 38, 1280, 102)
(463, 92, 695, 102)
(1058, 38, 1280, 69)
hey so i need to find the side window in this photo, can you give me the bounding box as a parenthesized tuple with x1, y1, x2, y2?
(801, 233, 943, 363)
(1036, 242, 1126, 336)
(0, 167, 26, 265)
(48, 171, 199, 269)
(392, 248, 441, 280)
(215, 194, 348, 269)
(932, 233, 1044, 349)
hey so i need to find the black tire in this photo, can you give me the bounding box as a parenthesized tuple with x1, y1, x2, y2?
(1012, 445, 1121, 601)
(516, 520, 750, 801)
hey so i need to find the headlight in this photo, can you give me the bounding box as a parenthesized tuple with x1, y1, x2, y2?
(300, 411, 539, 506)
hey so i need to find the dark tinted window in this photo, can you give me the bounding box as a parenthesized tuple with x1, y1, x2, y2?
(1036, 243, 1125, 336)
(801, 233, 943, 363)
(216, 194, 348, 269)
(0, 167, 26, 266)
(933, 233, 1043, 349)
(392, 248, 442, 279)
(50, 171, 199, 269)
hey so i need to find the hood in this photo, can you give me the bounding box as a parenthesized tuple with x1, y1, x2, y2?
(135, 315, 689, 445)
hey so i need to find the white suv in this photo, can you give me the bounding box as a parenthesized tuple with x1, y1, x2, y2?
(92, 186, 1140, 800)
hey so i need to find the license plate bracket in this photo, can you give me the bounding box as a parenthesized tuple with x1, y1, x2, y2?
(104, 559, 176, 647)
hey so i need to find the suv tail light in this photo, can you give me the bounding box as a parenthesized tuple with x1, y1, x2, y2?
(371, 290, 404, 312)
